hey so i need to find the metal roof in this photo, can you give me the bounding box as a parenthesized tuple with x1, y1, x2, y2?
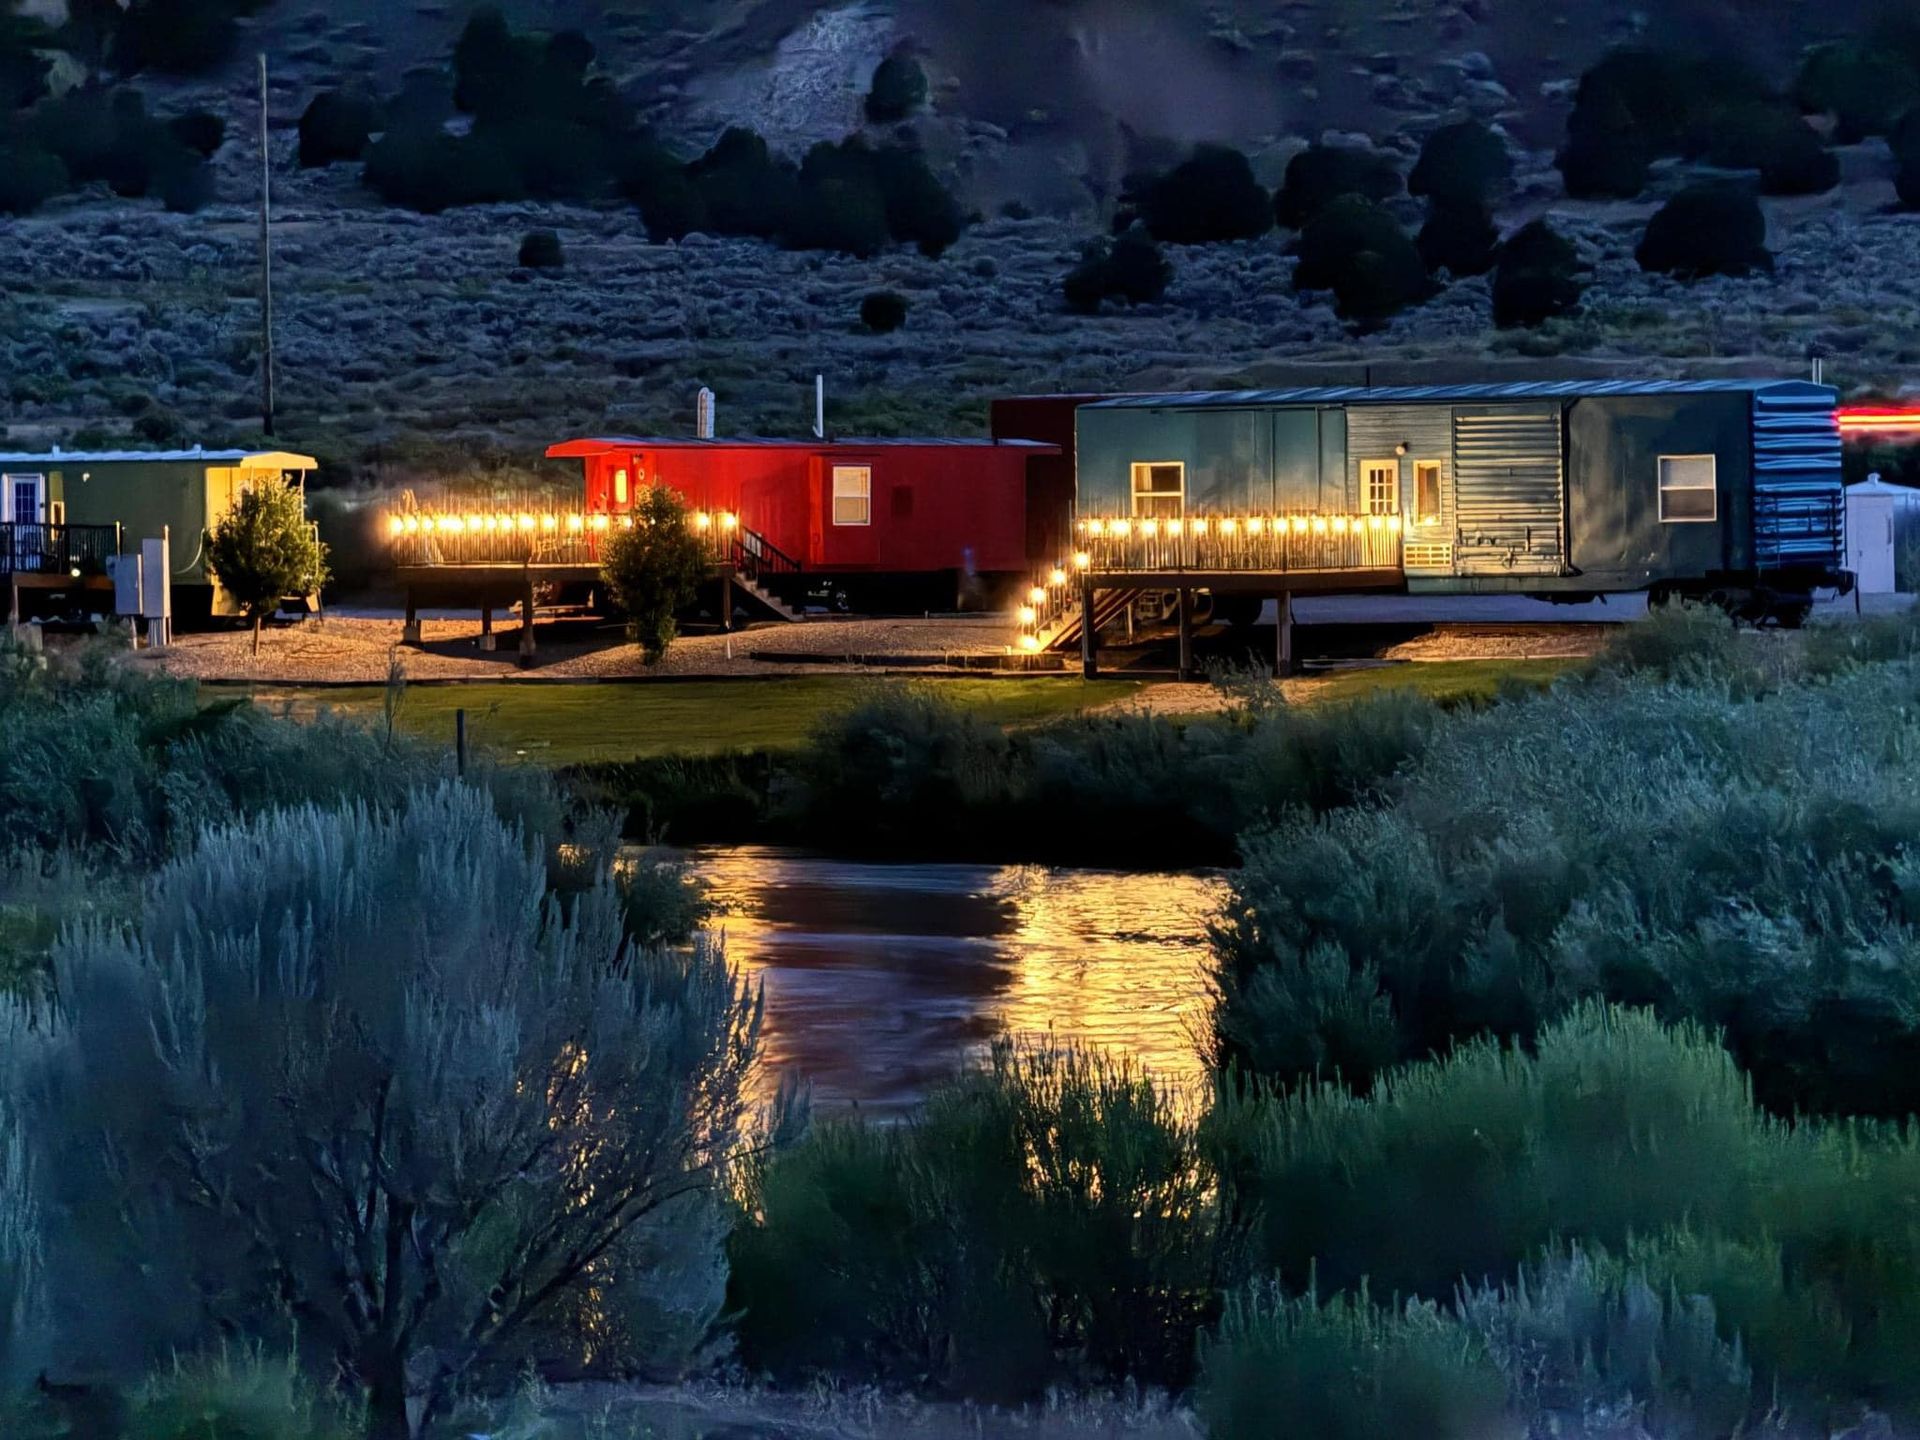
(1086, 380, 1836, 409)
(0, 447, 318, 467)
(548, 436, 1059, 457)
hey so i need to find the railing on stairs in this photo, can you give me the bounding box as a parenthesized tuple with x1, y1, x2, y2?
(730, 527, 803, 585)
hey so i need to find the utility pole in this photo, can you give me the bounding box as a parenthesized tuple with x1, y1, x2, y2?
(258, 52, 276, 438)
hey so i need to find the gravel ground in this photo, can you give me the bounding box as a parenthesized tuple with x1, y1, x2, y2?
(143, 612, 1024, 683)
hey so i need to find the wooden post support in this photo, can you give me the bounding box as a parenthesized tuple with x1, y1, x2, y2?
(517, 576, 537, 667)
(402, 590, 421, 645)
(478, 605, 494, 652)
(721, 570, 734, 631)
(1080, 579, 1098, 680)
(1276, 590, 1295, 677)
(1176, 587, 1194, 681)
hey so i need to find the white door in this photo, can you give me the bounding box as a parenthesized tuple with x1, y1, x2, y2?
(1848, 494, 1896, 594)
(3, 473, 45, 572)
(4, 473, 43, 525)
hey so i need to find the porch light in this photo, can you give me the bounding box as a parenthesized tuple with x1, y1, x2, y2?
(1333, 516, 1349, 534)
(1387, 515, 1403, 533)
(591, 515, 611, 532)
(1311, 516, 1328, 535)
(1219, 519, 1237, 536)
(566, 515, 584, 532)
(1049, 568, 1067, 586)
(1112, 519, 1132, 538)
(518, 514, 536, 532)
(1018, 605, 1038, 625)
(720, 513, 738, 532)
(1367, 515, 1384, 531)
(541, 515, 559, 532)
(1191, 519, 1208, 536)
(619, 517, 635, 529)
(1245, 517, 1265, 536)
(388, 516, 405, 537)
(1073, 552, 1091, 570)
(1020, 635, 1041, 652)
(1028, 586, 1047, 605)
(1291, 516, 1308, 534)
(1164, 519, 1181, 536)
(694, 512, 713, 531)
(465, 513, 484, 531)
(1141, 519, 1160, 538)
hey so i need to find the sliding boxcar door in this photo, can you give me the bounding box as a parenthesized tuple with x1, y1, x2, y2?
(1451, 407, 1566, 576)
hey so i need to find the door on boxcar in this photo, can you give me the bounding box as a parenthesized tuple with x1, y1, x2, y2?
(818, 457, 880, 569)
(1451, 407, 1566, 576)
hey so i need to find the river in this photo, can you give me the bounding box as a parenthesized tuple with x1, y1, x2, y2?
(690, 846, 1227, 1113)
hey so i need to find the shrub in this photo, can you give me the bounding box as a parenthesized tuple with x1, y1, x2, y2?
(1590, 600, 1742, 683)
(517, 227, 565, 269)
(1197, 1284, 1509, 1440)
(1703, 103, 1836, 195)
(1273, 143, 1401, 228)
(16, 786, 766, 1434)
(1636, 184, 1771, 278)
(297, 90, 377, 168)
(126, 1347, 359, 1440)
(1206, 1005, 1774, 1302)
(0, 143, 66, 214)
(1062, 227, 1172, 312)
(732, 1043, 1229, 1398)
(362, 123, 526, 211)
(26, 85, 211, 205)
(866, 52, 928, 124)
(1292, 195, 1433, 323)
(112, 0, 263, 75)
(204, 479, 329, 654)
(600, 484, 709, 662)
(1796, 41, 1920, 142)
(1408, 119, 1512, 209)
(0, 12, 52, 112)
(1556, 122, 1652, 199)
(1490, 219, 1583, 328)
(859, 290, 908, 332)
(165, 109, 222, 158)
(687, 126, 797, 239)
(871, 142, 965, 256)
(1416, 198, 1497, 277)
(1131, 143, 1272, 245)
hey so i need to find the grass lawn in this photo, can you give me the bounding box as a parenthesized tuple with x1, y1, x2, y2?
(208, 676, 1147, 766)
(1289, 656, 1582, 707)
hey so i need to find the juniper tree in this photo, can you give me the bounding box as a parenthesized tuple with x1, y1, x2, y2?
(601, 486, 710, 663)
(204, 479, 329, 655)
(16, 786, 775, 1440)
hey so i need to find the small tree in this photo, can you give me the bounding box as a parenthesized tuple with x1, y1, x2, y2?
(1636, 184, 1771, 279)
(1491, 218, 1585, 328)
(1293, 195, 1432, 324)
(204, 479, 329, 656)
(1409, 120, 1512, 210)
(866, 52, 928, 123)
(517, 227, 565, 269)
(1063, 227, 1173, 313)
(17, 786, 772, 1440)
(601, 486, 710, 664)
(1133, 143, 1273, 245)
(1273, 144, 1401, 228)
(861, 290, 909, 332)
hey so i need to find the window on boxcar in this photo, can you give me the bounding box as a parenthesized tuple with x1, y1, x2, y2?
(613, 469, 630, 506)
(891, 485, 914, 520)
(1361, 459, 1400, 515)
(1414, 460, 1443, 525)
(1658, 455, 1717, 523)
(1130, 461, 1185, 518)
(832, 465, 872, 525)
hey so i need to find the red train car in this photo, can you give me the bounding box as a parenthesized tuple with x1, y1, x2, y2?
(547, 436, 1053, 606)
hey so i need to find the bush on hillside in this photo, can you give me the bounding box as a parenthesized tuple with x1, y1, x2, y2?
(1556, 122, 1653, 199)
(362, 123, 526, 211)
(0, 143, 67, 214)
(1796, 41, 1920, 142)
(866, 52, 928, 124)
(1490, 218, 1584, 328)
(11, 85, 213, 211)
(1062, 227, 1173, 312)
(0, 12, 52, 112)
(1703, 103, 1837, 195)
(623, 144, 708, 241)
(1273, 143, 1401, 228)
(686, 126, 797, 239)
(1636, 184, 1771, 278)
(870, 141, 965, 256)
(297, 89, 378, 168)
(1131, 143, 1272, 245)
(111, 0, 267, 76)
(517, 228, 564, 269)
(1408, 119, 1511, 209)
(1556, 47, 1773, 199)
(1416, 198, 1497, 277)
(1292, 195, 1433, 323)
(165, 109, 222, 158)
(860, 290, 908, 332)
(785, 138, 891, 256)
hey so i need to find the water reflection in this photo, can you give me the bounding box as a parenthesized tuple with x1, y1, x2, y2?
(690, 847, 1226, 1113)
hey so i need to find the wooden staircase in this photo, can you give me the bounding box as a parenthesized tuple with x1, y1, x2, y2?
(728, 527, 806, 622)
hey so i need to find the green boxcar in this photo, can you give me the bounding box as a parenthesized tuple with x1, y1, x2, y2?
(0, 447, 318, 620)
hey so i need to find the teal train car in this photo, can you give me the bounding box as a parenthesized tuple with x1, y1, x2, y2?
(1069, 379, 1848, 624)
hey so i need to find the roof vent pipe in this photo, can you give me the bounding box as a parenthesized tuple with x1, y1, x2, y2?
(696, 387, 716, 439)
(814, 375, 826, 440)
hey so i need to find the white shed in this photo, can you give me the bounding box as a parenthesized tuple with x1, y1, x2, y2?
(1845, 475, 1920, 594)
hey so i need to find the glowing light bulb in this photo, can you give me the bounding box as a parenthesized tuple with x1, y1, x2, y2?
(1020, 634, 1041, 652)
(1073, 551, 1091, 570)
(465, 513, 483, 531)
(1311, 516, 1328, 535)
(1245, 517, 1265, 536)
(1141, 519, 1160, 538)
(619, 516, 635, 529)
(720, 513, 738, 532)
(1387, 515, 1402, 532)
(541, 515, 559, 532)
(518, 513, 536, 532)
(1164, 518, 1181, 537)
(1368, 514, 1384, 531)
(1028, 586, 1048, 605)
(1291, 516, 1309, 535)
(694, 512, 713, 531)
(387, 516, 405, 538)
(1191, 518, 1209, 536)
(1113, 520, 1132, 538)
(1219, 518, 1237, 536)
(591, 514, 610, 532)
(1018, 605, 1038, 625)
(1333, 515, 1349, 534)
(1049, 568, 1068, 586)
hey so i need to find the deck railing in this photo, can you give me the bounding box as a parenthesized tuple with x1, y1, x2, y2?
(383, 508, 737, 568)
(0, 522, 120, 576)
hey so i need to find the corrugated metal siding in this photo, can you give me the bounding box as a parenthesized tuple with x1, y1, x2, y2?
(1089, 379, 1837, 409)
(1452, 408, 1566, 575)
(1752, 389, 1843, 568)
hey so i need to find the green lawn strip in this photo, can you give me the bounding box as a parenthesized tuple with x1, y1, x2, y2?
(207, 676, 1145, 765)
(1288, 656, 1582, 707)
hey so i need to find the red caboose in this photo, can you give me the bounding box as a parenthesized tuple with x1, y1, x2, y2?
(546, 435, 1054, 609)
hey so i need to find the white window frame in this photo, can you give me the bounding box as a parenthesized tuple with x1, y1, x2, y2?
(1130, 461, 1186, 517)
(613, 468, 630, 506)
(3, 473, 45, 525)
(831, 464, 872, 526)
(1361, 458, 1399, 516)
(1658, 454, 1717, 524)
(1412, 459, 1444, 525)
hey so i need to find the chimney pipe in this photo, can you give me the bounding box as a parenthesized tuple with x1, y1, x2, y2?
(814, 375, 825, 440)
(696, 387, 716, 439)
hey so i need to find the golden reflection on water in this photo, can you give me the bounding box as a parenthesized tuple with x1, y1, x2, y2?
(688, 847, 1226, 1114)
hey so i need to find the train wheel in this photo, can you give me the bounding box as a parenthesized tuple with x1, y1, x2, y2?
(1772, 600, 1814, 630)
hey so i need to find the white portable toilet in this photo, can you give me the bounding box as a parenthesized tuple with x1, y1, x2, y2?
(1846, 474, 1920, 594)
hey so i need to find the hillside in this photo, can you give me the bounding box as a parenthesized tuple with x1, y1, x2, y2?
(1, 0, 1918, 477)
